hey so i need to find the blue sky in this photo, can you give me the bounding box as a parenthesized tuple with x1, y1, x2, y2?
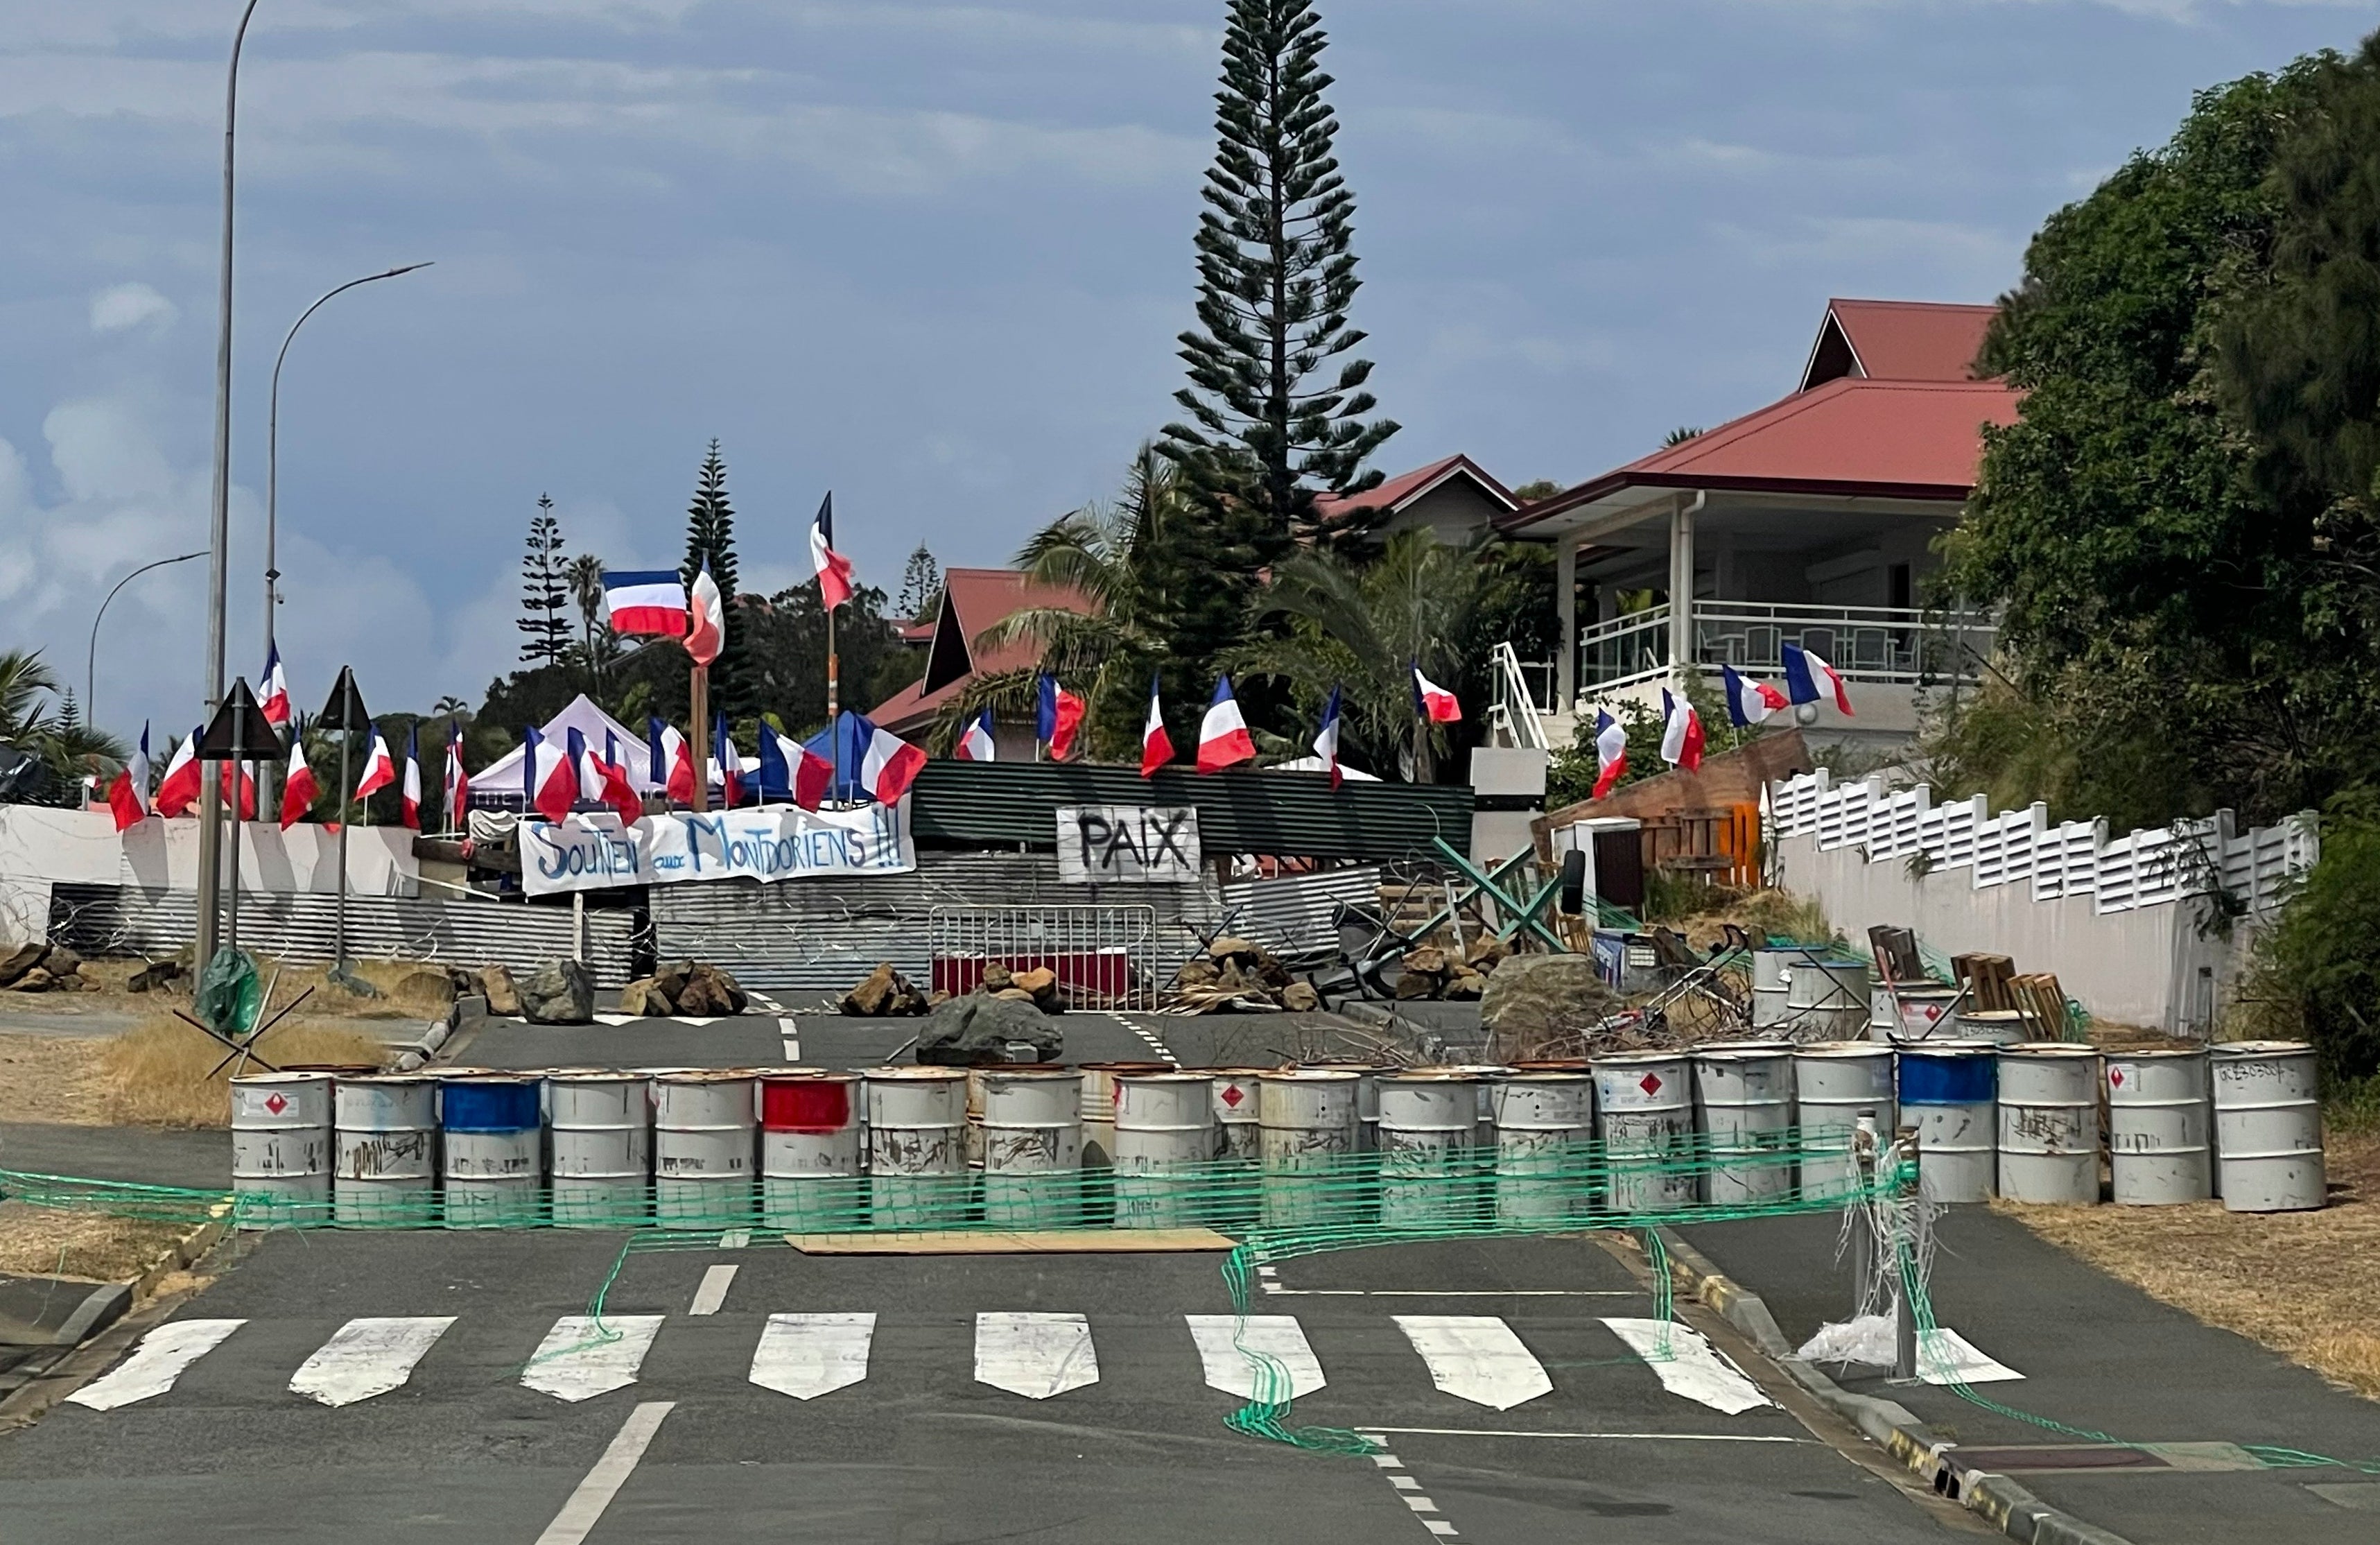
(1, 0, 2370, 738)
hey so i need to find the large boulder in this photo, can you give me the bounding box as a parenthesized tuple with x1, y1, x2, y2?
(688, 963, 749, 1015)
(1008, 967, 1060, 1012)
(0, 942, 46, 988)
(480, 964, 523, 1016)
(618, 978, 669, 1017)
(915, 993, 1063, 1066)
(675, 970, 733, 1017)
(842, 963, 926, 1017)
(519, 959, 596, 1025)
(1479, 952, 1622, 1060)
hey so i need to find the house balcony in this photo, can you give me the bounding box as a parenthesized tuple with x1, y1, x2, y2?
(1577, 601, 1996, 693)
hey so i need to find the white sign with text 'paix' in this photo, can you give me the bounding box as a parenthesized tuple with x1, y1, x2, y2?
(1054, 806, 1201, 884)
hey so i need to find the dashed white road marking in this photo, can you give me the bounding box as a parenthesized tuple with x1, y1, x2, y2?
(749, 1312, 876, 1399)
(1393, 1316, 1552, 1411)
(67, 1320, 245, 1410)
(1599, 1318, 1773, 1415)
(1357, 1432, 1462, 1539)
(535, 1400, 674, 1545)
(522, 1315, 666, 1402)
(1185, 1314, 1327, 1399)
(779, 1016, 801, 1062)
(975, 1311, 1100, 1399)
(688, 1265, 737, 1316)
(287, 1316, 455, 1406)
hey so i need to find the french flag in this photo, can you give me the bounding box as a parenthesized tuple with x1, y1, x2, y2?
(153, 729, 202, 818)
(603, 569, 690, 639)
(794, 711, 925, 811)
(1660, 688, 1705, 772)
(1036, 673, 1086, 760)
(279, 736, 320, 830)
(400, 726, 422, 830)
(1592, 709, 1629, 799)
(573, 729, 641, 826)
(757, 725, 804, 804)
(1782, 642, 1855, 716)
(713, 715, 741, 807)
(444, 721, 470, 829)
(259, 644, 291, 727)
(1721, 664, 1789, 727)
(1312, 684, 1344, 788)
(1196, 676, 1256, 774)
(687, 562, 725, 667)
(955, 707, 996, 761)
(355, 724, 397, 801)
(1139, 673, 1172, 779)
(107, 723, 152, 832)
(648, 716, 695, 804)
(523, 726, 579, 825)
(1411, 662, 1461, 724)
(810, 492, 855, 611)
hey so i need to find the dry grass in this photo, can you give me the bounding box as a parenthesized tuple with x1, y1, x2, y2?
(55, 954, 455, 1021)
(1997, 1130, 2380, 1400)
(0, 1035, 112, 1125)
(0, 1202, 190, 1283)
(96, 1015, 391, 1129)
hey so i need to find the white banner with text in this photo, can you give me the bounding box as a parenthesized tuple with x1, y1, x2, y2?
(520, 800, 914, 896)
(1053, 805, 1202, 884)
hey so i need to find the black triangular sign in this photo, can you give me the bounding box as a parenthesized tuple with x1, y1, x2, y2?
(317, 667, 369, 732)
(198, 678, 285, 760)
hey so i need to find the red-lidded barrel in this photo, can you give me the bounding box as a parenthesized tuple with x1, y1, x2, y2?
(759, 1070, 864, 1231)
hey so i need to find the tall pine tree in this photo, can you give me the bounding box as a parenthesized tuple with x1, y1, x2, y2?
(518, 494, 571, 666)
(1161, 0, 1398, 554)
(679, 440, 754, 717)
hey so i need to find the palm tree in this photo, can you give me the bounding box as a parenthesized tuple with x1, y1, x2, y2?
(0, 649, 127, 791)
(565, 553, 609, 692)
(0, 648, 60, 742)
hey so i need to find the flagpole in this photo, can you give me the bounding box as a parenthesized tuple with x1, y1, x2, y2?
(690, 664, 710, 813)
(826, 605, 840, 804)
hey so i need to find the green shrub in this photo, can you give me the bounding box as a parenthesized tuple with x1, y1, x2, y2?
(2263, 787, 2380, 1081)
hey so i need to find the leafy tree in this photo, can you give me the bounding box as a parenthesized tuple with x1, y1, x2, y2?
(894, 544, 941, 622)
(679, 440, 753, 718)
(1662, 426, 1704, 447)
(743, 584, 903, 738)
(1509, 478, 1565, 503)
(564, 553, 611, 693)
(518, 496, 571, 667)
(1160, 0, 1398, 555)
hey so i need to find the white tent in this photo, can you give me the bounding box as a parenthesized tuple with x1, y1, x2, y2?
(1270, 754, 1382, 782)
(471, 694, 661, 800)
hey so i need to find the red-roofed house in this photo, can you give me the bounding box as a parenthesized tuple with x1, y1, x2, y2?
(869, 567, 1095, 756)
(1497, 297, 2016, 743)
(1310, 454, 1520, 542)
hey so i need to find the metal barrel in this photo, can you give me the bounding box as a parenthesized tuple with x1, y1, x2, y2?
(865, 1067, 970, 1227)
(979, 1067, 1084, 1228)
(2212, 1040, 2325, 1213)
(1449, 1064, 1512, 1152)
(652, 1070, 756, 1230)
(1996, 1044, 2102, 1204)
(759, 1070, 865, 1231)
(1302, 1060, 1387, 1150)
(1751, 946, 1814, 1030)
(439, 1073, 543, 1228)
(545, 1070, 650, 1229)
(1377, 1071, 1482, 1229)
(1592, 1051, 1695, 1214)
(1955, 1009, 2031, 1046)
(331, 1073, 437, 1227)
(1784, 958, 1869, 1039)
(231, 1071, 334, 1226)
(1878, 986, 1964, 1042)
(1208, 1069, 1267, 1161)
(2106, 1048, 2210, 1205)
(1692, 1044, 1796, 1204)
(1077, 1062, 1172, 1169)
(1112, 1071, 1217, 1228)
(1491, 1071, 1595, 1223)
(1791, 1042, 1896, 1201)
(1896, 1042, 1997, 1202)
(1259, 1069, 1362, 1227)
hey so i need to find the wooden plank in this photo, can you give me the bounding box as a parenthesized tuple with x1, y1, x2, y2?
(784, 1228, 1239, 1256)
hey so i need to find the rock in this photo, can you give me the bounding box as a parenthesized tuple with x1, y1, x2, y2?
(1393, 968, 1439, 1001)
(1176, 959, 1220, 988)
(992, 987, 1037, 1003)
(916, 993, 1063, 1065)
(480, 964, 522, 1016)
(1479, 952, 1622, 1061)
(519, 960, 596, 1025)
(1443, 969, 1486, 1001)
(12, 967, 53, 993)
(1280, 981, 1321, 1012)
(1400, 945, 1450, 978)
(128, 959, 186, 994)
(0, 942, 46, 987)
(75, 963, 104, 991)
(708, 966, 750, 1015)
(1206, 936, 1261, 967)
(842, 963, 906, 1017)
(618, 978, 661, 1017)
(1009, 967, 1059, 1011)
(981, 962, 1014, 994)
(1466, 935, 1512, 971)
(651, 960, 694, 1005)
(675, 972, 733, 1017)
(42, 944, 83, 979)
(1256, 956, 1292, 990)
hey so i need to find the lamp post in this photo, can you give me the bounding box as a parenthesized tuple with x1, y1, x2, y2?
(87, 551, 208, 727)
(265, 261, 433, 659)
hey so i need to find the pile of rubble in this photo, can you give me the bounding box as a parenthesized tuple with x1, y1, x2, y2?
(1170, 937, 1321, 1015)
(840, 963, 930, 1017)
(839, 961, 1073, 1017)
(618, 960, 749, 1017)
(0, 941, 105, 994)
(1392, 935, 1510, 1001)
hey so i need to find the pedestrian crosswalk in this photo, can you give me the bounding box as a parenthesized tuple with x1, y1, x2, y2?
(66, 1309, 1778, 1417)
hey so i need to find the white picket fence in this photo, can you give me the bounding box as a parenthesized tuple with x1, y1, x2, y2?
(1766, 770, 2318, 919)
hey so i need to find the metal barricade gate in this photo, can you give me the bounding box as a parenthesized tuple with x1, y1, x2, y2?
(927, 905, 1159, 1010)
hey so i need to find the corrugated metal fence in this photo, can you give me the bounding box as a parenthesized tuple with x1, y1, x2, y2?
(1217, 865, 1381, 963)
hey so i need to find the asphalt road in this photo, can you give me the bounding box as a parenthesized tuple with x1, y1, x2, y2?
(0, 1229, 1977, 1544)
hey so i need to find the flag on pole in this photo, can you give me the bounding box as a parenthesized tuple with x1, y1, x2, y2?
(107, 723, 152, 832)
(279, 737, 320, 830)
(1411, 662, 1462, 723)
(1721, 664, 1789, 727)
(1312, 685, 1344, 788)
(153, 729, 201, 818)
(444, 721, 470, 829)
(955, 707, 996, 761)
(686, 562, 725, 667)
(1782, 642, 1855, 716)
(1139, 673, 1172, 779)
(259, 644, 291, 727)
(1660, 687, 1705, 772)
(400, 725, 422, 829)
(794, 711, 925, 810)
(525, 726, 577, 825)
(1035, 673, 1086, 760)
(756, 725, 801, 804)
(1592, 709, 1629, 799)
(355, 724, 397, 800)
(218, 763, 257, 821)
(648, 716, 695, 804)
(1195, 676, 1256, 774)
(602, 569, 691, 639)
(713, 714, 740, 807)
(810, 492, 854, 611)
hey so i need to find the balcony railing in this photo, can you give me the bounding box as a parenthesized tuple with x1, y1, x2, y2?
(1577, 601, 1996, 693)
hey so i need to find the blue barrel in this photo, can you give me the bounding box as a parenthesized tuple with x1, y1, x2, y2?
(440, 1073, 543, 1227)
(1897, 1043, 1995, 1202)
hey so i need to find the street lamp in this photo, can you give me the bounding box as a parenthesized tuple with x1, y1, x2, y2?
(265, 261, 433, 658)
(88, 551, 209, 727)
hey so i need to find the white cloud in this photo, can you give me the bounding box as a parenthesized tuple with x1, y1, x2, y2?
(89, 282, 179, 335)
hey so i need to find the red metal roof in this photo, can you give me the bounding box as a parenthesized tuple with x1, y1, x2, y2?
(869, 567, 1095, 732)
(1805, 299, 1996, 388)
(1310, 454, 1518, 526)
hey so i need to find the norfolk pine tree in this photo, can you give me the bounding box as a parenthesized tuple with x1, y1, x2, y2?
(518, 495, 571, 666)
(680, 440, 754, 718)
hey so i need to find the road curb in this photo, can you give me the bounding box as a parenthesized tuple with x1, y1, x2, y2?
(1652, 1227, 2137, 1545)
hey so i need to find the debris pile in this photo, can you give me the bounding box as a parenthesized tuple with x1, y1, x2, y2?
(1392, 935, 1509, 1002)
(840, 963, 930, 1017)
(619, 960, 749, 1018)
(915, 991, 1063, 1064)
(1169, 936, 1321, 1015)
(0, 940, 101, 993)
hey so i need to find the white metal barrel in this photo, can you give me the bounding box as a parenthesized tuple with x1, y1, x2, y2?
(652, 1069, 756, 1230)
(1693, 1045, 1796, 1204)
(865, 1067, 969, 1227)
(1791, 1042, 1896, 1202)
(1956, 1010, 2031, 1046)
(1077, 1062, 1170, 1169)
(1879, 986, 1964, 1042)
(1751, 947, 1814, 1030)
(1997, 1044, 2101, 1204)
(1450, 1064, 1511, 1150)
(2106, 1049, 2209, 1205)
(439, 1073, 544, 1228)
(232, 1071, 334, 1226)
(1210, 1069, 1266, 1161)
(979, 1067, 1084, 1227)
(2212, 1041, 2325, 1212)
(1259, 1069, 1361, 1226)
(759, 1070, 865, 1231)
(331, 1073, 437, 1226)
(1785, 959, 1869, 1039)
(1897, 1042, 1996, 1202)
(1377, 1071, 1482, 1228)
(1592, 1051, 1695, 1214)
(546, 1071, 650, 1228)
(1113, 1071, 1217, 1227)
(1491, 1071, 1595, 1223)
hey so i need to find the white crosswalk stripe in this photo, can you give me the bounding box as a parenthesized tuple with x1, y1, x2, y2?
(1392, 1315, 1553, 1410)
(522, 1316, 666, 1403)
(974, 1311, 1099, 1399)
(749, 1312, 876, 1399)
(288, 1317, 458, 1407)
(1184, 1314, 1327, 1400)
(66, 1320, 245, 1411)
(1599, 1318, 1773, 1415)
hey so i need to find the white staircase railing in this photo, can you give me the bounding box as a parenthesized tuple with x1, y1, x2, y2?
(1486, 641, 1552, 751)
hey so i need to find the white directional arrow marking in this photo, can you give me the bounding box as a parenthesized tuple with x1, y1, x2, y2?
(1185, 1315, 1327, 1400)
(288, 1317, 457, 1407)
(1393, 1315, 1552, 1410)
(67, 1319, 246, 1410)
(1600, 1318, 1774, 1415)
(523, 1315, 666, 1403)
(749, 1312, 876, 1400)
(975, 1312, 1099, 1399)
